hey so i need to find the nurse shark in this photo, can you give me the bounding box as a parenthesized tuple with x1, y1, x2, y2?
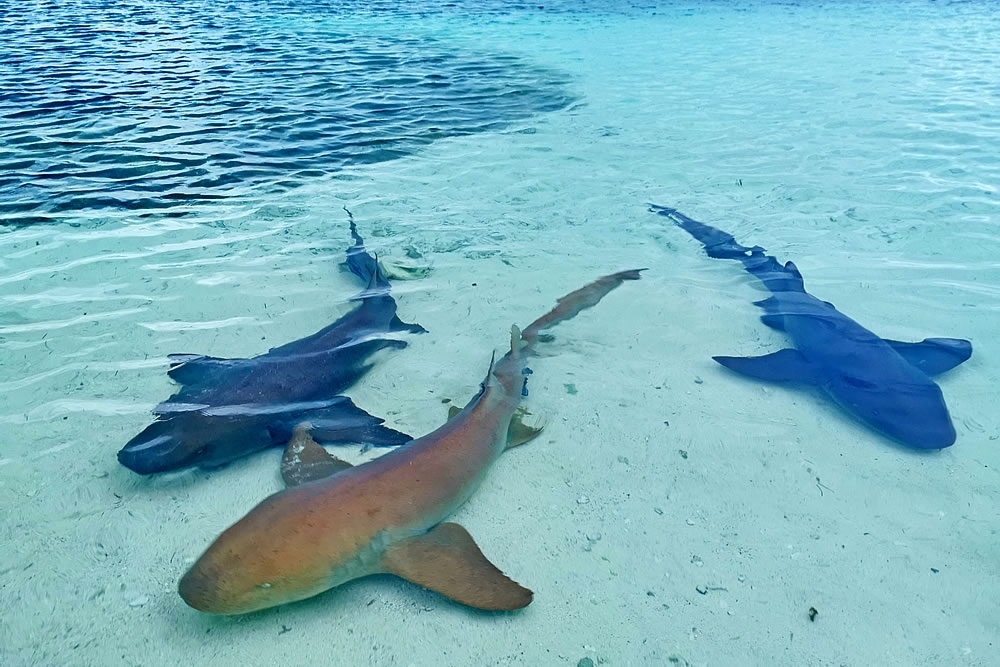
(118, 218, 424, 474)
(178, 268, 643, 614)
(650, 205, 971, 450)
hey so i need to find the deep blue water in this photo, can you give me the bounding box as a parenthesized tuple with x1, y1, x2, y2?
(0, 0, 577, 225)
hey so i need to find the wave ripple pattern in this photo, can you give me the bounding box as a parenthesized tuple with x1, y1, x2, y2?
(0, 0, 574, 225)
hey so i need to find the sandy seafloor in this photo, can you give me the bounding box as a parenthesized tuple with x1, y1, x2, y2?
(2, 3, 999, 666)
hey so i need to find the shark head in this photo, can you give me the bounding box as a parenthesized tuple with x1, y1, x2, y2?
(117, 416, 206, 474)
(827, 372, 956, 450)
(178, 549, 289, 615)
(178, 484, 346, 615)
(118, 410, 274, 474)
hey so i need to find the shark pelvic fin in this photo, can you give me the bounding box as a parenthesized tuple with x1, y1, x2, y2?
(281, 423, 353, 487)
(506, 406, 544, 449)
(885, 337, 973, 376)
(713, 349, 819, 384)
(381, 522, 533, 611)
(759, 314, 786, 331)
(445, 405, 542, 448)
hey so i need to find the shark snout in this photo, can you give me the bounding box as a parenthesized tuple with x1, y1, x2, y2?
(118, 421, 196, 474)
(178, 565, 224, 613)
(884, 412, 956, 450)
(856, 392, 957, 450)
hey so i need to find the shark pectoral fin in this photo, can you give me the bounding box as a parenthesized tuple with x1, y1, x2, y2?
(166, 354, 229, 384)
(758, 314, 786, 331)
(389, 314, 428, 334)
(381, 523, 533, 611)
(281, 423, 353, 487)
(885, 337, 973, 376)
(300, 396, 412, 448)
(507, 406, 544, 449)
(713, 349, 819, 384)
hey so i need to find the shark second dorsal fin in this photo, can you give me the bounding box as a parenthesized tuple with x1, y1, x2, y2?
(380, 522, 533, 611)
(281, 423, 353, 487)
(510, 325, 525, 358)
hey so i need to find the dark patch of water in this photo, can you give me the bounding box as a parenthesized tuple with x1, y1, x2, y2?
(0, 0, 576, 225)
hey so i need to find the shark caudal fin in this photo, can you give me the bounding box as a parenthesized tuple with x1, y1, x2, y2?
(520, 269, 645, 347)
(649, 204, 755, 259)
(650, 205, 807, 294)
(343, 207, 385, 289)
(344, 210, 426, 333)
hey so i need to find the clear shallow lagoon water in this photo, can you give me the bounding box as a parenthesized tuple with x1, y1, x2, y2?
(1, 1, 998, 665)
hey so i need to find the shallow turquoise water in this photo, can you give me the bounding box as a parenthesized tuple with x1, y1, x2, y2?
(2, 2, 998, 665)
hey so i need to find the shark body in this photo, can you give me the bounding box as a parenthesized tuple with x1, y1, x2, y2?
(178, 269, 643, 614)
(651, 205, 971, 449)
(118, 220, 423, 474)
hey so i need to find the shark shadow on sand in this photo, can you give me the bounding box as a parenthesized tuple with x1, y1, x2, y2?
(118, 215, 424, 475)
(651, 204, 971, 450)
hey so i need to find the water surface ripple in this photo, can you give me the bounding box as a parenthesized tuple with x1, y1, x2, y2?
(0, 0, 574, 225)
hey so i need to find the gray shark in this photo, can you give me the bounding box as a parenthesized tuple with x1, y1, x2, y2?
(118, 218, 424, 474)
(651, 205, 972, 450)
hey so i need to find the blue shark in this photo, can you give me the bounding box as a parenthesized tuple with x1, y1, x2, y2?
(650, 205, 972, 450)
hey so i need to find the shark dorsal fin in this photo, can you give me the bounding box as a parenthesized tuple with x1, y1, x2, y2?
(784, 261, 802, 280)
(477, 350, 498, 394)
(280, 423, 353, 487)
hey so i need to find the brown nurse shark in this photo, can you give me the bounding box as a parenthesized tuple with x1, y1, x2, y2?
(178, 268, 643, 614)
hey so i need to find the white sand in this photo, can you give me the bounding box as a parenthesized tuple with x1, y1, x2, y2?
(2, 4, 999, 666)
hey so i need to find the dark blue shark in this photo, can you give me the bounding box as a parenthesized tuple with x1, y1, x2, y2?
(118, 217, 425, 474)
(650, 205, 972, 450)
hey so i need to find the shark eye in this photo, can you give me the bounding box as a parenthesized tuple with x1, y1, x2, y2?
(842, 376, 877, 390)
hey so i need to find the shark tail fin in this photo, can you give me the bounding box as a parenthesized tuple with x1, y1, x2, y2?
(652, 206, 809, 295)
(650, 204, 753, 259)
(343, 207, 382, 286)
(520, 269, 644, 348)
